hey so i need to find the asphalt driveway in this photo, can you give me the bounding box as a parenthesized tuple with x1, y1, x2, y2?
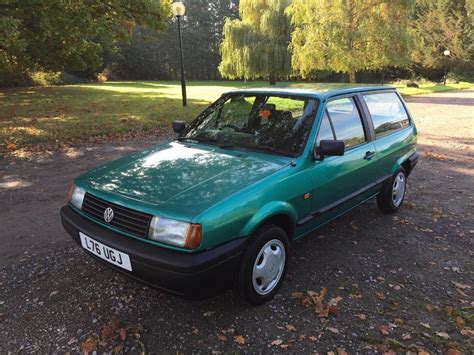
(0, 90, 473, 353)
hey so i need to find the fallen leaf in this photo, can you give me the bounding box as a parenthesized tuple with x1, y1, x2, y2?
(6, 143, 17, 151)
(203, 311, 215, 317)
(217, 334, 227, 342)
(402, 332, 411, 340)
(435, 332, 450, 339)
(355, 313, 367, 320)
(81, 336, 97, 354)
(452, 282, 470, 290)
(379, 325, 390, 335)
(404, 200, 416, 209)
(234, 335, 245, 345)
(375, 291, 385, 300)
(100, 325, 114, 341)
(455, 316, 465, 329)
(271, 339, 283, 346)
(327, 327, 340, 334)
(291, 291, 304, 298)
(445, 348, 462, 355)
(420, 322, 431, 329)
(192, 327, 199, 335)
(286, 324, 295, 332)
(394, 318, 404, 326)
(336, 347, 348, 355)
(111, 317, 120, 331)
(280, 344, 291, 349)
(298, 334, 306, 341)
(113, 343, 124, 353)
(309, 336, 318, 341)
(119, 328, 126, 341)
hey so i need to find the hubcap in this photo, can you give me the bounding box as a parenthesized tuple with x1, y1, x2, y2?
(392, 172, 406, 207)
(252, 239, 286, 295)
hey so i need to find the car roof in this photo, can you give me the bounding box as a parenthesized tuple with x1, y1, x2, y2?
(223, 85, 395, 100)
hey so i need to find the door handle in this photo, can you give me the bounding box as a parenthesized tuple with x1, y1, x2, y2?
(364, 151, 376, 160)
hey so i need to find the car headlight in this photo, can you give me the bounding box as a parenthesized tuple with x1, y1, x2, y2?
(68, 183, 86, 210)
(148, 216, 202, 249)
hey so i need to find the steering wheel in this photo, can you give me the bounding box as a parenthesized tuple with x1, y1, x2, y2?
(221, 123, 240, 131)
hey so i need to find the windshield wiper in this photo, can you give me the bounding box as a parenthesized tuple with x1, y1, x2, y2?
(249, 145, 293, 157)
(177, 137, 218, 144)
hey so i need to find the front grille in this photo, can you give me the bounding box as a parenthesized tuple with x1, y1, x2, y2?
(81, 193, 152, 238)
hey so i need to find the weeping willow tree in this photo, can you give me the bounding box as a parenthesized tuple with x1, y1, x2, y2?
(219, 0, 292, 85)
(287, 0, 411, 83)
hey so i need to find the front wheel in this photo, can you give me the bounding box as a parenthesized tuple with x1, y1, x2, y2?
(377, 167, 407, 214)
(238, 224, 289, 305)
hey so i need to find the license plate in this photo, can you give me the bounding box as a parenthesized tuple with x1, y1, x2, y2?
(79, 232, 132, 271)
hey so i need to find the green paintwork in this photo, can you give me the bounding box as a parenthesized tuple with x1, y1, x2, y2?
(73, 86, 417, 252)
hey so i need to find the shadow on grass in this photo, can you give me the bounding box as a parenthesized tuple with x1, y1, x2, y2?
(1, 87, 209, 148)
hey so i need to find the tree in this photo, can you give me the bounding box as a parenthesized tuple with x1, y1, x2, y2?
(287, 0, 411, 83)
(219, 0, 292, 85)
(116, 0, 239, 80)
(0, 0, 171, 85)
(410, 0, 473, 77)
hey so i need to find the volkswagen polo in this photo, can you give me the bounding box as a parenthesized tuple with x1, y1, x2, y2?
(61, 86, 418, 304)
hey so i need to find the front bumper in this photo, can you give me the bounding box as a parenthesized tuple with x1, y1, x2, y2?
(60, 206, 248, 298)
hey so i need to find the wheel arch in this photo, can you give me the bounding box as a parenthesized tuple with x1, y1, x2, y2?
(240, 202, 297, 241)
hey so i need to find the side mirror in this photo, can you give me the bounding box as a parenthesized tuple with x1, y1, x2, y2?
(172, 120, 186, 134)
(314, 140, 345, 160)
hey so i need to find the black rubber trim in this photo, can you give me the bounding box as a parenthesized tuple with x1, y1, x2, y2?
(60, 205, 248, 297)
(407, 152, 419, 175)
(297, 174, 391, 226)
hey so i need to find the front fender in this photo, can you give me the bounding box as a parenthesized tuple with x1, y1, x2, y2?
(240, 201, 297, 237)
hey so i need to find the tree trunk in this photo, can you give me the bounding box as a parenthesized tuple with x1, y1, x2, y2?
(269, 74, 276, 86)
(380, 71, 385, 85)
(349, 70, 356, 83)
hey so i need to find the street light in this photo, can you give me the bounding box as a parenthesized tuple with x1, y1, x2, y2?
(443, 49, 450, 86)
(172, 1, 187, 107)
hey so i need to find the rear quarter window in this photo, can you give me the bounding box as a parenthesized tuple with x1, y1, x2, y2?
(362, 92, 410, 138)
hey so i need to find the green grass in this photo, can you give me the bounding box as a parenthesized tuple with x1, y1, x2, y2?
(1, 80, 472, 151)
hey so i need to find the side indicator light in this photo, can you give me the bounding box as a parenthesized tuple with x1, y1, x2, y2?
(303, 193, 311, 200)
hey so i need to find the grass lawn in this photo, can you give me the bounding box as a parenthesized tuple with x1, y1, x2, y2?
(1, 80, 473, 152)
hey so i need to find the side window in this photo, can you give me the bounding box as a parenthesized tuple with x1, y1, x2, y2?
(362, 92, 410, 138)
(316, 111, 335, 146)
(326, 97, 366, 149)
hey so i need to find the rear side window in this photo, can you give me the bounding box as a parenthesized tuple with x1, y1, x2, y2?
(326, 97, 366, 149)
(362, 92, 410, 138)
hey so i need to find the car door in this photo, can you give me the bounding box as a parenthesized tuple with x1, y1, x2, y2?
(360, 91, 415, 177)
(308, 96, 380, 227)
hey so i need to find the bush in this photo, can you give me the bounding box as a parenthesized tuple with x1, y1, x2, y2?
(30, 71, 63, 86)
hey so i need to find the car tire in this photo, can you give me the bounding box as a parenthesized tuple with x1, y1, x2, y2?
(377, 167, 407, 214)
(238, 224, 289, 305)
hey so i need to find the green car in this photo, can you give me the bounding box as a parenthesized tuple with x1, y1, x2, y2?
(61, 86, 418, 304)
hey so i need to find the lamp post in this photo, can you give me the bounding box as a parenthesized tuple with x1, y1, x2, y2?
(172, 1, 187, 107)
(443, 49, 450, 86)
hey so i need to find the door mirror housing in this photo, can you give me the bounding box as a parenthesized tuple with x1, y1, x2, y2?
(314, 140, 345, 161)
(172, 120, 186, 134)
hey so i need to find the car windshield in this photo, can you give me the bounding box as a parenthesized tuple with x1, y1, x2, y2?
(180, 94, 319, 157)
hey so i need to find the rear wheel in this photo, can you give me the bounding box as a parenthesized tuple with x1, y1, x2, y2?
(377, 167, 407, 214)
(238, 224, 289, 305)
